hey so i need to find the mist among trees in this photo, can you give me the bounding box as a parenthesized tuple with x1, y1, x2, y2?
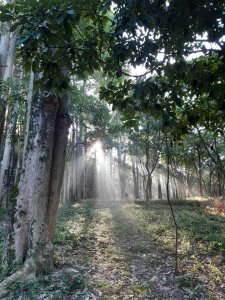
(0, 0, 225, 298)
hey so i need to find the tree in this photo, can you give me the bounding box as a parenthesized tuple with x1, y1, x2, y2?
(0, 0, 115, 294)
(129, 115, 163, 202)
(100, 1, 225, 134)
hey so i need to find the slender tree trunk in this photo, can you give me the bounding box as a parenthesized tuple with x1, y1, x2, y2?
(0, 0, 16, 148)
(196, 145, 203, 197)
(0, 12, 18, 203)
(146, 172, 152, 202)
(158, 177, 162, 200)
(14, 136, 22, 185)
(82, 145, 86, 199)
(136, 157, 140, 199)
(3, 31, 17, 80)
(0, 18, 11, 78)
(117, 133, 126, 199)
(0, 105, 6, 150)
(71, 122, 77, 202)
(131, 155, 138, 199)
(22, 71, 34, 168)
(0, 103, 19, 208)
(122, 132, 127, 198)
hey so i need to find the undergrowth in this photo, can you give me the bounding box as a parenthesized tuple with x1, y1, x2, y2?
(0, 200, 225, 299)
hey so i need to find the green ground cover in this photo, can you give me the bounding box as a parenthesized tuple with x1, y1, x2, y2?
(0, 199, 225, 299)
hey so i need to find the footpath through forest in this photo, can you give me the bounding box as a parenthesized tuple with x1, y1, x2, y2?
(1, 199, 225, 299)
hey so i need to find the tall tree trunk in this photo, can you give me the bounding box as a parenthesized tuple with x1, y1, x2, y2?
(131, 155, 139, 200)
(136, 157, 140, 199)
(3, 31, 17, 80)
(0, 103, 19, 208)
(0, 16, 11, 78)
(131, 155, 137, 199)
(22, 71, 34, 168)
(82, 144, 86, 199)
(122, 132, 127, 198)
(117, 133, 126, 199)
(4, 92, 59, 273)
(158, 177, 162, 200)
(0, 0, 16, 148)
(0, 13, 17, 201)
(47, 91, 71, 241)
(196, 145, 203, 197)
(0, 105, 6, 150)
(146, 172, 152, 202)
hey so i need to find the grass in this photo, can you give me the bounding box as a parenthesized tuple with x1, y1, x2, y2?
(1, 199, 225, 299)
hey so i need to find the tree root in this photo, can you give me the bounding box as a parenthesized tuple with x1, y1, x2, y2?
(0, 260, 36, 298)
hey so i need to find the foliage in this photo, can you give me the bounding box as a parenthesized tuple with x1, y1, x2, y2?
(0, 0, 115, 92)
(99, 0, 225, 141)
(112, 0, 225, 66)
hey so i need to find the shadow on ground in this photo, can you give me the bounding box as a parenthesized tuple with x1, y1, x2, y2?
(1, 199, 224, 299)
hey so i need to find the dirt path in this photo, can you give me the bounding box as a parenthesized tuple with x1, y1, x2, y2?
(53, 200, 225, 299)
(1, 200, 225, 299)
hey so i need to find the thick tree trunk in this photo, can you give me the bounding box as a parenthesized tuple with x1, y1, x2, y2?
(3, 92, 59, 273)
(47, 91, 71, 241)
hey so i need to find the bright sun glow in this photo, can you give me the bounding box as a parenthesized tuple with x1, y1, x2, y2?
(92, 141, 103, 152)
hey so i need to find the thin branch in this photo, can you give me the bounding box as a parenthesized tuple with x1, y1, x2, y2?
(122, 70, 151, 78)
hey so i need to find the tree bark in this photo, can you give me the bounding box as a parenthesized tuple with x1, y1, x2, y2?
(0, 103, 19, 208)
(131, 155, 139, 200)
(22, 71, 34, 168)
(0, 105, 6, 150)
(0, 0, 16, 147)
(146, 172, 152, 202)
(47, 91, 71, 241)
(4, 92, 59, 273)
(158, 177, 162, 200)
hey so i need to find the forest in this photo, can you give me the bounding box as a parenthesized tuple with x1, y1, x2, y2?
(0, 0, 225, 299)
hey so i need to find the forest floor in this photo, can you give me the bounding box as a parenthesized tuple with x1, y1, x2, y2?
(0, 199, 225, 299)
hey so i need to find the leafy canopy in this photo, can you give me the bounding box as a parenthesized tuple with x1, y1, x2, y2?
(0, 0, 115, 92)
